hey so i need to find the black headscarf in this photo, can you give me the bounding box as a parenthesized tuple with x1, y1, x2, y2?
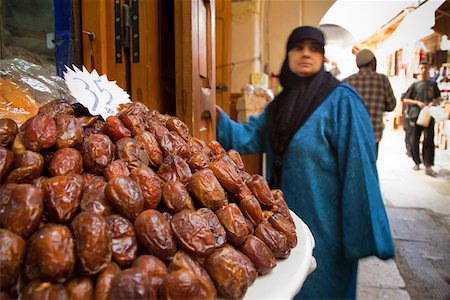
(267, 26, 340, 188)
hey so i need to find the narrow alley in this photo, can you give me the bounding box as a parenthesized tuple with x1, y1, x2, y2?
(357, 126, 450, 299)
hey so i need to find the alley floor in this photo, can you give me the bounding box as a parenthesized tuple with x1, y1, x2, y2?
(357, 127, 450, 300)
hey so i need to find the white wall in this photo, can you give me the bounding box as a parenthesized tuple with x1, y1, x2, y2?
(231, 0, 261, 93)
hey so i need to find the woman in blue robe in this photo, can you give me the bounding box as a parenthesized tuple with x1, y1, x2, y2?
(216, 26, 394, 299)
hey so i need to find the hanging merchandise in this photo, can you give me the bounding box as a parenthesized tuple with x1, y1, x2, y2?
(429, 106, 447, 122)
(437, 63, 450, 101)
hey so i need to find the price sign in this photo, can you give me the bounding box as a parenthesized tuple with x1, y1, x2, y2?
(64, 65, 131, 119)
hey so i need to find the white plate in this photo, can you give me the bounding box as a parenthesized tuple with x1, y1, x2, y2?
(243, 211, 316, 300)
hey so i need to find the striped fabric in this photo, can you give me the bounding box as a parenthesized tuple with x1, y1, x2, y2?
(343, 68, 396, 142)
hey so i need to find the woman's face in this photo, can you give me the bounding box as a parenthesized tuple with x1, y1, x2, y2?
(288, 40, 323, 77)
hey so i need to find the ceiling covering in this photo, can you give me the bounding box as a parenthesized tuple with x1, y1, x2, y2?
(320, 0, 418, 42)
(320, 24, 356, 48)
(375, 0, 446, 55)
(321, 0, 447, 55)
(433, 0, 450, 36)
(352, 8, 410, 52)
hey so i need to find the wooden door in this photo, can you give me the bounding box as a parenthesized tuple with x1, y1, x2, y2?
(80, 0, 162, 110)
(174, 0, 216, 141)
(215, 0, 231, 114)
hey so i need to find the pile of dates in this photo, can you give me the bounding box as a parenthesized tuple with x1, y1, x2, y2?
(0, 100, 297, 300)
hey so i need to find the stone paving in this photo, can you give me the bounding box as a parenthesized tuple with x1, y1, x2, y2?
(357, 127, 450, 300)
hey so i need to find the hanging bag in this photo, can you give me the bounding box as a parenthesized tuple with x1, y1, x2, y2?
(416, 106, 431, 127)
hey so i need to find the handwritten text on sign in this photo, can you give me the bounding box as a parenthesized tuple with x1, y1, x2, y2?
(64, 65, 131, 119)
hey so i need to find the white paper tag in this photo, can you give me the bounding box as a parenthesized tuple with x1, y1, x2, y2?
(63, 65, 131, 119)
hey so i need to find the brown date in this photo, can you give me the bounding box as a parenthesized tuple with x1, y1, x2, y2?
(5, 149, 44, 183)
(129, 166, 162, 210)
(95, 262, 121, 300)
(227, 149, 245, 170)
(216, 203, 250, 247)
(25, 224, 75, 282)
(48, 148, 83, 176)
(204, 244, 257, 300)
(21, 280, 69, 300)
(188, 148, 210, 171)
(255, 220, 291, 259)
(152, 112, 170, 125)
(188, 137, 211, 157)
(271, 189, 295, 226)
(103, 159, 130, 182)
(55, 114, 84, 148)
(71, 211, 112, 275)
(246, 174, 275, 209)
(65, 277, 94, 300)
(23, 113, 57, 152)
(81, 134, 114, 175)
(105, 176, 144, 220)
(1, 184, 44, 238)
(132, 255, 168, 298)
(189, 168, 228, 211)
(32, 175, 48, 188)
(161, 180, 194, 213)
(161, 269, 207, 300)
(160, 131, 191, 160)
(166, 116, 191, 142)
(0, 118, 18, 147)
(38, 99, 75, 118)
(168, 250, 217, 300)
(11, 131, 26, 154)
(170, 209, 216, 257)
(207, 140, 226, 157)
(0, 229, 26, 289)
(43, 174, 83, 223)
(105, 214, 137, 266)
(239, 196, 263, 227)
(157, 154, 192, 185)
(134, 209, 177, 262)
(269, 212, 297, 248)
(134, 130, 163, 168)
(77, 115, 99, 128)
(0, 146, 14, 183)
(109, 268, 156, 300)
(0, 183, 17, 215)
(209, 155, 253, 201)
(81, 172, 106, 189)
(118, 102, 148, 135)
(115, 137, 149, 170)
(197, 208, 227, 248)
(240, 235, 276, 275)
(80, 180, 112, 217)
(102, 115, 132, 142)
(145, 117, 169, 142)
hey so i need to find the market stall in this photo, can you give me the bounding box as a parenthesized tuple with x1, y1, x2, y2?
(0, 60, 315, 299)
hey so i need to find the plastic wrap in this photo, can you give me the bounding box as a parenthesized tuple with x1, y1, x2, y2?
(0, 58, 75, 125)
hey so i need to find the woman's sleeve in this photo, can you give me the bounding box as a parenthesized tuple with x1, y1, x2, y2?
(335, 90, 395, 262)
(216, 108, 268, 154)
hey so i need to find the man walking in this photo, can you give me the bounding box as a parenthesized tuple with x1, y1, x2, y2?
(402, 60, 441, 177)
(343, 49, 396, 157)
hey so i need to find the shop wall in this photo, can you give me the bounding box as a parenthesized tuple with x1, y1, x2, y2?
(265, 0, 302, 76)
(231, 0, 262, 93)
(230, 0, 335, 93)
